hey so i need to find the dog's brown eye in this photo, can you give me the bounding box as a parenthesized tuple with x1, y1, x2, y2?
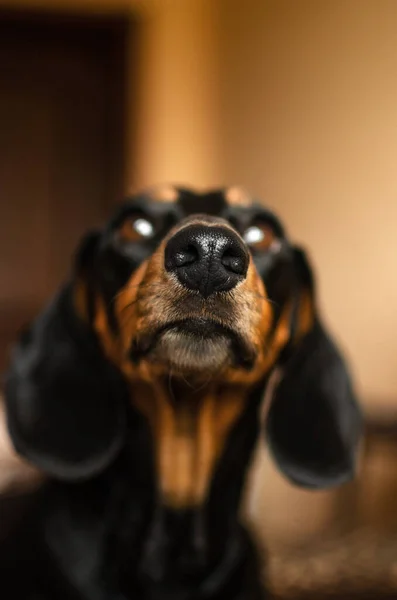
(119, 217, 155, 242)
(243, 223, 276, 250)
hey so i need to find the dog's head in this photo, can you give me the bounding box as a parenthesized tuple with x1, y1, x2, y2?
(82, 184, 307, 384)
(5, 185, 362, 502)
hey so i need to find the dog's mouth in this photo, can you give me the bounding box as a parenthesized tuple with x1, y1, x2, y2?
(130, 317, 256, 372)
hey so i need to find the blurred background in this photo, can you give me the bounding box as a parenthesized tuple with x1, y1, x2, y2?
(1, 0, 397, 597)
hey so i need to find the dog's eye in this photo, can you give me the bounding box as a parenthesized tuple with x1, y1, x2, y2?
(119, 217, 155, 242)
(132, 218, 154, 238)
(243, 224, 277, 250)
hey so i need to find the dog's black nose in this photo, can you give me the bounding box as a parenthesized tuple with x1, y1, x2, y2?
(165, 224, 249, 298)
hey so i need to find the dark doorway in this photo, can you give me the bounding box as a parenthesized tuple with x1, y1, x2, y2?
(0, 11, 128, 371)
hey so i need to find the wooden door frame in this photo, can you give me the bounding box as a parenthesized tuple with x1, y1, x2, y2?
(0, 8, 133, 372)
(0, 7, 132, 212)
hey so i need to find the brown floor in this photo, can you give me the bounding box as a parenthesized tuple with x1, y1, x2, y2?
(264, 426, 397, 599)
(267, 530, 397, 598)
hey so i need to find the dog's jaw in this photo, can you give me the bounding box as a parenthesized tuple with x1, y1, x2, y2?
(130, 316, 258, 375)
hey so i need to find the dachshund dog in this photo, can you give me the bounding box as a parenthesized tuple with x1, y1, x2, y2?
(1, 185, 361, 600)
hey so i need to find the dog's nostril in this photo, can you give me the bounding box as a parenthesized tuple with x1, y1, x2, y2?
(174, 244, 199, 268)
(221, 247, 247, 276)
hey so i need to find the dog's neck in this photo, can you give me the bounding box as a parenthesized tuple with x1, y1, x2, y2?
(130, 376, 257, 509)
(122, 375, 267, 594)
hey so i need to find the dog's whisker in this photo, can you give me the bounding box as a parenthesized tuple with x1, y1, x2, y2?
(178, 371, 197, 390)
(253, 292, 279, 307)
(118, 300, 140, 315)
(168, 370, 176, 401)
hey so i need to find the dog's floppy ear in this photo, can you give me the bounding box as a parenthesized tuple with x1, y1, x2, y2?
(4, 232, 127, 480)
(265, 248, 362, 489)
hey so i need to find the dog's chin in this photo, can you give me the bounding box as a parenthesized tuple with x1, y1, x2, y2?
(132, 318, 256, 374)
(155, 329, 232, 373)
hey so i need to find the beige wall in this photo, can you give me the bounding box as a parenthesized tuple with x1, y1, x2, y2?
(133, 0, 397, 413)
(4, 0, 396, 415)
(128, 0, 222, 191)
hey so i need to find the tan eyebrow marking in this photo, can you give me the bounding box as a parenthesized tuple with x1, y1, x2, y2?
(225, 186, 253, 207)
(147, 184, 179, 204)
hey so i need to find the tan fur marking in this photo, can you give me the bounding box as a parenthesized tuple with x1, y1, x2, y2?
(74, 278, 89, 322)
(296, 291, 315, 340)
(194, 394, 216, 502)
(147, 184, 179, 203)
(225, 186, 253, 207)
(129, 381, 248, 508)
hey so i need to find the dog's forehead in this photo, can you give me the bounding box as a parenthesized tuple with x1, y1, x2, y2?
(178, 189, 227, 216)
(146, 184, 256, 216)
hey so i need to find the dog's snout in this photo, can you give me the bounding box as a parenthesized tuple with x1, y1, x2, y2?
(165, 224, 249, 297)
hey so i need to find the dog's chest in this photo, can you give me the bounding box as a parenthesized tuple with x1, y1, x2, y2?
(33, 398, 264, 600)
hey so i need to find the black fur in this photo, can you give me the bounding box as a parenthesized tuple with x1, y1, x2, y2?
(1, 188, 362, 600)
(266, 320, 361, 489)
(5, 287, 128, 481)
(265, 249, 361, 489)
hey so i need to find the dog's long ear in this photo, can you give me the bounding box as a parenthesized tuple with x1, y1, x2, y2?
(265, 248, 362, 489)
(4, 232, 127, 481)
